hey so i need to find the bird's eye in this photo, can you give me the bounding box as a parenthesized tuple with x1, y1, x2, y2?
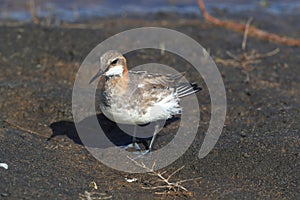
(111, 59, 118, 65)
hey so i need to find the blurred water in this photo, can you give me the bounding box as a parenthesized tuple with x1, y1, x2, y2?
(0, 0, 299, 22)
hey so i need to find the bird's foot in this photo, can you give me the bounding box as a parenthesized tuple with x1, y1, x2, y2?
(118, 143, 153, 160)
(119, 142, 141, 151)
(131, 149, 152, 160)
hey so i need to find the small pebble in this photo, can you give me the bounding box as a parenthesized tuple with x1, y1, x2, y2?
(1, 193, 8, 197)
(0, 163, 8, 170)
(240, 131, 247, 137)
(36, 64, 42, 68)
(242, 153, 250, 158)
(125, 178, 138, 183)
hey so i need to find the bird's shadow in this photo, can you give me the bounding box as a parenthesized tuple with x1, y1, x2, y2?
(49, 113, 179, 149)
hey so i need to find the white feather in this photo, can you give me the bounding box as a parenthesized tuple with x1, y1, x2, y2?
(105, 65, 124, 76)
(143, 93, 181, 121)
(100, 92, 180, 125)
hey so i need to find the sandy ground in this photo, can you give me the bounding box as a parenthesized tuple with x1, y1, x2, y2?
(0, 13, 299, 199)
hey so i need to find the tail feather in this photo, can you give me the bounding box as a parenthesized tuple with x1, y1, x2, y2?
(176, 82, 201, 98)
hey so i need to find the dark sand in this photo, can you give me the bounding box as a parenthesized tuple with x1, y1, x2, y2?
(0, 13, 299, 199)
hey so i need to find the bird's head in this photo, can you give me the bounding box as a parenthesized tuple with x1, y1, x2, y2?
(89, 50, 127, 84)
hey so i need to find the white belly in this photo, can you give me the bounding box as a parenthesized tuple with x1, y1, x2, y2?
(100, 101, 180, 125)
(100, 104, 140, 124)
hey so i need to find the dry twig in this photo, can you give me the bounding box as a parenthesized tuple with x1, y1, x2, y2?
(127, 156, 201, 195)
(3, 119, 58, 141)
(242, 17, 253, 50)
(211, 5, 281, 82)
(216, 48, 279, 82)
(198, 0, 300, 47)
(221, 48, 280, 67)
(28, 0, 39, 24)
(79, 191, 112, 200)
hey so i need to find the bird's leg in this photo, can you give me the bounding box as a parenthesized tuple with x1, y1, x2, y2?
(148, 124, 160, 151)
(132, 125, 141, 150)
(131, 124, 161, 159)
(119, 125, 140, 151)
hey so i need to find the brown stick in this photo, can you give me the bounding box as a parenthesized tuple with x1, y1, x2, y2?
(197, 0, 300, 47)
(28, 0, 39, 25)
(127, 156, 201, 193)
(242, 17, 253, 50)
(3, 119, 58, 141)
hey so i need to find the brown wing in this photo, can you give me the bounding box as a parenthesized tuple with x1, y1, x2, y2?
(129, 71, 201, 98)
(133, 71, 185, 88)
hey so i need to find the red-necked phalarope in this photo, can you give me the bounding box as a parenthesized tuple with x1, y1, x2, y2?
(90, 50, 201, 152)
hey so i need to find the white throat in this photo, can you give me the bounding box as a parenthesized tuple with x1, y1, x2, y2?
(105, 65, 124, 76)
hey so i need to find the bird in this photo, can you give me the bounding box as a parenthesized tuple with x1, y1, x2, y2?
(89, 50, 201, 152)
